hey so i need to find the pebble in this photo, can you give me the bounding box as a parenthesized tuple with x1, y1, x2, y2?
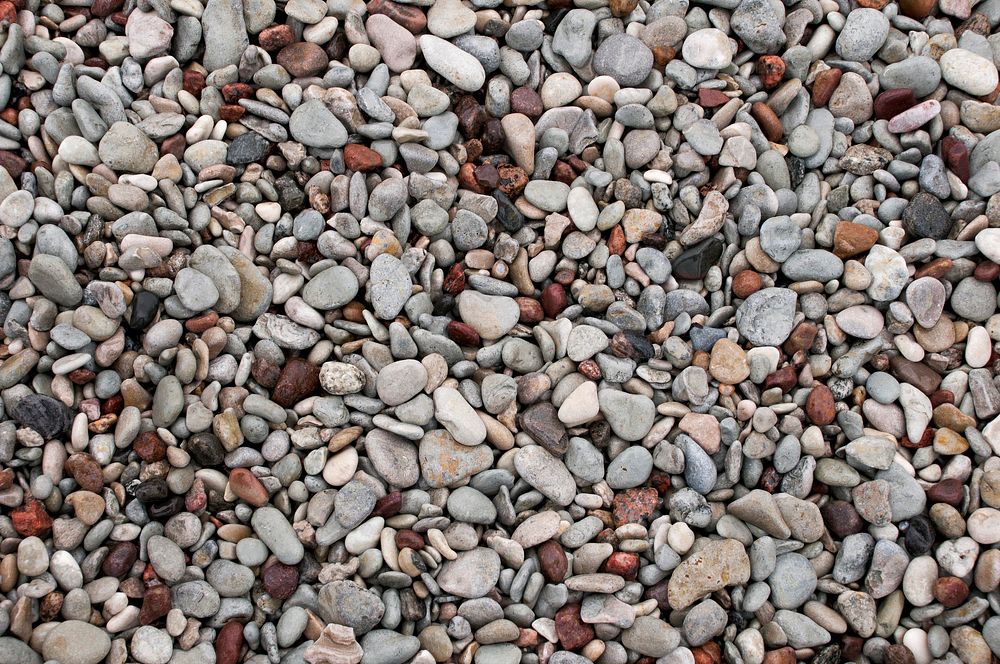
(0, 2, 996, 664)
(940, 49, 1000, 96)
(42, 621, 111, 664)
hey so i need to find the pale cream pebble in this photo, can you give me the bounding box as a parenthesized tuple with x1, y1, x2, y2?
(667, 522, 695, 555)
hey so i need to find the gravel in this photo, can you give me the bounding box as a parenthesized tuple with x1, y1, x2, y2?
(2, 1, 1000, 663)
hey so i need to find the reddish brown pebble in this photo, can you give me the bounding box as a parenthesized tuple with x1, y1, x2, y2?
(474, 163, 500, 190)
(344, 143, 383, 172)
(901, 427, 935, 449)
(12, 498, 54, 537)
(160, 134, 186, 161)
(366, 0, 426, 33)
(447, 320, 481, 346)
(926, 478, 964, 506)
(762, 648, 797, 664)
(510, 87, 543, 120)
(833, 221, 879, 258)
(216, 621, 245, 664)
(271, 358, 321, 408)
(914, 257, 954, 280)
(601, 552, 639, 580)
(256, 355, 291, 392)
(229, 468, 270, 507)
(516, 298, 544, 324)
(750, 102, 783, 142)
(822, 500, 864, 538)
(65, 453, 105, 493)
(276, 43, 328, 78)
(693, 642, 721, 664)
(942, 136, 970, 182)
(0, 150, 28, 178)
(262, 563, 299, 600)
(732, 270, 762, 298)
(186, 311, 219, 332)
(975, 261, 999, 281)
(611, 487, 659, 527)
(219, 105, 246, 122)
(103, 541, 139, 577)
(898, 0, 934, 18)
(259, 24, 294, 50)
(395, 529, 424, 550)
(806, 384, 836, 425)
(221, 83, 254, 103)
(537, 539, 568, 583)
(442, 263, 466, 295)
(182, 70, 206, 97)
(756, 55, 785, 88)
(698, 89, 730, 107)
(133, 431, 167, 462)
(884, 644, 916, 664)
(540, 283, 567, 318)
(934, 576, 970, 608)
(139, 585, 172, 625)
(784, 322, 818, 355)
(763, 365, 798, 393)
(457, 162, 482, 193)
(372, 490, 402, 517)
(609, 0, 639, 15)
(874, 88, 917, 120)
(644, 580, 669, 611)
(497, 164, 528, 196)
(454, 96, 486, 138)
(68, 368, 96, 385)
(578, 359, 601, 380)
(91, 0, 123, 16)
(554, 604, 594, 650)
(811, 68, 842, 107)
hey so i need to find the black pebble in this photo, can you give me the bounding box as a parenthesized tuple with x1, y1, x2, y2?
(12, 394, 72, 439)
(904, 514, 936, 556)
(673, 238, 723, 280)
(128, 291, 160, 331)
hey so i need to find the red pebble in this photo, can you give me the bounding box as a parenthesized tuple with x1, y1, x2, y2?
(442, 263, 466, 295)
(262, 563, 299, 600)
(216, 621, 245, 664)
(537, 539, 568, 583)
(372, 490, 402, 517)
(103, 541, 139, 577)
(975, 261, 1000, 281)
(344, 143, 383, 172)
(942, 136, 969, 183)
(185, 478, 208, 512)
(540, 283, 567, 318)
(554, 604, 594, 650)
(12, 498, 53, 537)
(134, 431, 167, 462)
(698, 89, 730, 107)
(874, 88, 917, 120)
(602, 552, 639, 580)
(763, 365, 798, 393)
(756, 55, 785, 88)
(447, 321, 480, 347)
(611, 487, 659, 527)
(139, 585, 172, 625)
(578, 360, 601, 380)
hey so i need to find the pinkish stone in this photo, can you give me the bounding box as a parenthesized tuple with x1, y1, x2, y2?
(887, 99, 941, 133)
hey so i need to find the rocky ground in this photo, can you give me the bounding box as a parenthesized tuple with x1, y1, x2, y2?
(2, 0, 1000, 663)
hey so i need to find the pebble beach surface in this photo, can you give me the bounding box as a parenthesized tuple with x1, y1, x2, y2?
(3, 0, 1000, 663)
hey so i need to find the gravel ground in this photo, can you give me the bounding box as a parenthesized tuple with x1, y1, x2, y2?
(2, 1, 1000, 664)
